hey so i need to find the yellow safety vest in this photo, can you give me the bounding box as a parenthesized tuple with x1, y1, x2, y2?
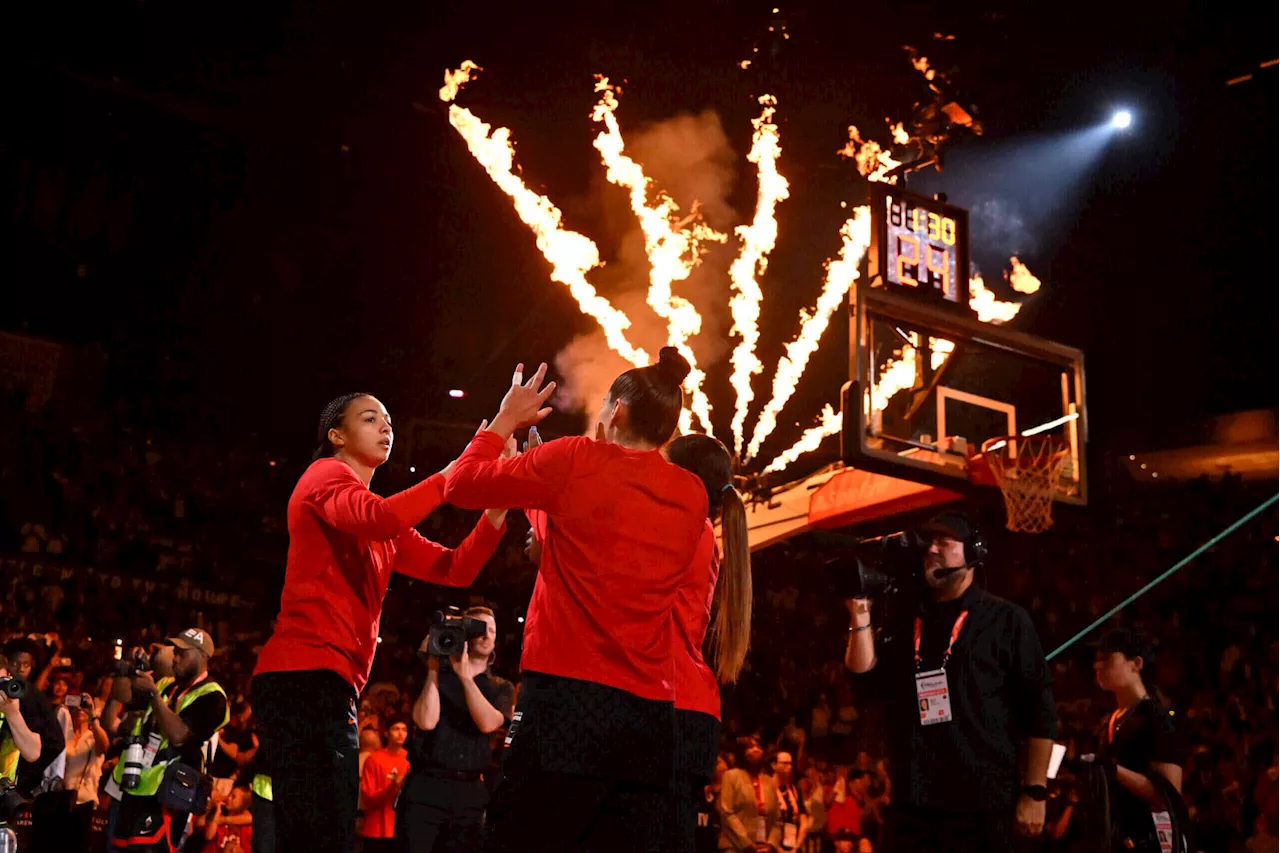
(251, 773, 273, 801)
(111, 678, 229, 798)
(0, 729, 17, 782)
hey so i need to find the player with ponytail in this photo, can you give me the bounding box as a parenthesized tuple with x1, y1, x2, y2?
(666, 433, 753, 851)
(445, 348, 711, 852)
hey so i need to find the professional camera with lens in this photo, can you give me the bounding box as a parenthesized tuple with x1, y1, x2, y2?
(115, 648, 155, 711)
(0, 776, 30, 824)
(120, 734, 148, 791)
(826, 529, 928, 602)
(0, 676, 26, 701)
(114, 648, 151, 679)
(424, 607, 488, 658)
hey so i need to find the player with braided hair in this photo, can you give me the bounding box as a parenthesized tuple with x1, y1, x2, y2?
(252, 393, 508, 853)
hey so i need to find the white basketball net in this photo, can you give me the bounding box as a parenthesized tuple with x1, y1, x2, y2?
(981, 436, 1070, 533)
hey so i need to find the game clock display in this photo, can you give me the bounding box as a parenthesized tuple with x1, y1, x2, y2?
(869, 184, 970, 308)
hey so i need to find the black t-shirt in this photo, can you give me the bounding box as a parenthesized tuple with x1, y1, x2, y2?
(408, 666, 513, 774)
(152, 679, 228, 772)
(0, 678, 65, 795)
(854, 585, 1058, 811)
(1098, 698, 1185, 846)
(207, 724, 255, 778)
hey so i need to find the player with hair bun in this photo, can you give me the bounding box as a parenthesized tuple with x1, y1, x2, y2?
(445, 347, 711, 853)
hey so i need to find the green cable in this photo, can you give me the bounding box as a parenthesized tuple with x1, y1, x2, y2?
(1046, 492, 1279, 661)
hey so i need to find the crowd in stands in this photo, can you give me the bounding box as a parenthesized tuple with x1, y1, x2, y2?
(1, 389, 1276, 852)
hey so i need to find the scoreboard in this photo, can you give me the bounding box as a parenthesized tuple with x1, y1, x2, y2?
(868, 184, 971, 309)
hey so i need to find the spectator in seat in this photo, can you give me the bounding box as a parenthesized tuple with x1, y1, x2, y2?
(825, 770, 872, 843)
(720, 734, 781, 851)
(771, 750, 810, 851)
(208, 701, 257, 796)
(360, 716, 410, 852)
(201, 782, 253, 853)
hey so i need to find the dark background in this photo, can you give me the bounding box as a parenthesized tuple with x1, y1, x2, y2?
(3, 0, 1276, 469)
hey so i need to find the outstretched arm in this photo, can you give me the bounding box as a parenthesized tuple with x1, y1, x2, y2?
(393, 511, 506, 587)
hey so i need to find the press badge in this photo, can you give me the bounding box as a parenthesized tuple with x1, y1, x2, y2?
(1151, 811, 1173, 853)
(915, 669, 953, 725)
(140, 732, 163, 770)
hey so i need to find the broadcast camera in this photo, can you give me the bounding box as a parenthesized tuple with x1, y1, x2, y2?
(826, 529, 929, 602)
(424, 607, 488, 658)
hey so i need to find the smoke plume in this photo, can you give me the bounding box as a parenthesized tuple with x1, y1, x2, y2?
(553, 109, 739, 425)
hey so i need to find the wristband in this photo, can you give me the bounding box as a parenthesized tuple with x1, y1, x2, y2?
(1021, 784, 1048, 802)
(849, 624, 872, 633)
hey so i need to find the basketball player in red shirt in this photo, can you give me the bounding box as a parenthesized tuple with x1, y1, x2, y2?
(445, 349, 714, 852)
(665, 434, 753, 853)
(252, 393, 508, 853)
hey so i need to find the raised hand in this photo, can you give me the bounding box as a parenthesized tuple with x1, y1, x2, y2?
(490, 363, 556, 437)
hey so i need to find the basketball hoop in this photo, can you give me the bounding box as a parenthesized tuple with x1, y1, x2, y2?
(979, 436, 1071, 533)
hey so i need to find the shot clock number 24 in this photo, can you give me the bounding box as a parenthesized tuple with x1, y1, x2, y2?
(885, 196, 960, 302)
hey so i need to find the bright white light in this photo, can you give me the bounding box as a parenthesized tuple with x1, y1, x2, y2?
(409, 466, 416, 473)
(517, 616, 525, 624)
(448, 389, 465, 399)
(1111, 110, 1132, 130)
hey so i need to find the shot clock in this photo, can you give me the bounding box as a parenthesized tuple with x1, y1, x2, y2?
(868, 184, 971, 309)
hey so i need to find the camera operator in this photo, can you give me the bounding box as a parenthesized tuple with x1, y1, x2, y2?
(104, 628, 229, 853)
(0, 649, 66, 798)
(397, 606, 513, 852)
(843, 510, 1057, 853)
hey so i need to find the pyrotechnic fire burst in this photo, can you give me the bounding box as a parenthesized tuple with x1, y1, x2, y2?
(439, 62, 1037, 477)
(590, 77, 727, 434)
(728, 95, 789, 455)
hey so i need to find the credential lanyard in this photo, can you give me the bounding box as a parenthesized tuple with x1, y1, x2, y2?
(913, 610, 969, 672)
(1107, 707, 1128, 745)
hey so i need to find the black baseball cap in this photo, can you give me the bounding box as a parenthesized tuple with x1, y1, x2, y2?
(1093, 628, 1156, 664)
(918, 510, 976, 542)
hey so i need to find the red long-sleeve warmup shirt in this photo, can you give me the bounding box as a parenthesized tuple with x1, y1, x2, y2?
(674, 520, 721, 719)
(445, 432, 707, 702)
(255, 457, 505, 693)
(527, 512, 721, 718)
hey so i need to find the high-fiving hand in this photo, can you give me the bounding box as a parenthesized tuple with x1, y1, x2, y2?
(488, 363, 556, 439)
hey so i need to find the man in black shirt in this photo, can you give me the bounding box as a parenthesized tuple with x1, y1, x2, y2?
(397, 606, 513, 852)
(844, 511, 1057, 853)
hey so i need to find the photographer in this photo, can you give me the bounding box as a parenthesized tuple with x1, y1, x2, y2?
(843, 510, 1057, 853)
(0, 647, 66, 797)
(397, 606, 513, 852)
(106, 628, 229, 853)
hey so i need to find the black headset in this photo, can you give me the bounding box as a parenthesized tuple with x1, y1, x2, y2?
(965, 525, 987, 569)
